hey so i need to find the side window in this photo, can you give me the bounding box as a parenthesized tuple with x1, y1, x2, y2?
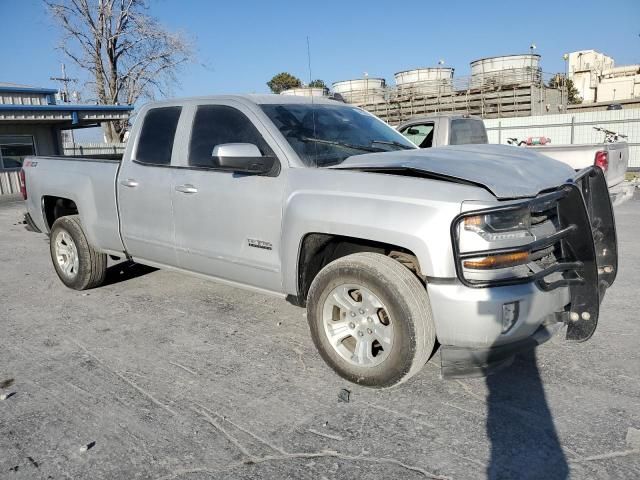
(400, 123, 434, 148)
(189, 105, 274, 168)
(136, 106, 182, 165)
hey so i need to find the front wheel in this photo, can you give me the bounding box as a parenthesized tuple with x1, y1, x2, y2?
(49, 215, 107, 290)
(306, 252, 435, 388)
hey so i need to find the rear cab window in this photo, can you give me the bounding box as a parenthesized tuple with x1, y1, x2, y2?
(449, 119, 488, 145)
(136, 106, 182, 165)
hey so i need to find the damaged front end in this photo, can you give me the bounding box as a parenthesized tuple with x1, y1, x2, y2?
(450, 166, 617, 343)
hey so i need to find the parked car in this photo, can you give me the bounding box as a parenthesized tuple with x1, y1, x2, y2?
(398, 114, 631, 205)
(22, 95, 618, 387)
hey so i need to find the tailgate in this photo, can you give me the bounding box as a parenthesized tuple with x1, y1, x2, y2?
(604, 142, 628, 188)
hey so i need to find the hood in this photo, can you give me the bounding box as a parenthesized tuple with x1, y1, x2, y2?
(332, 144, 576, 199)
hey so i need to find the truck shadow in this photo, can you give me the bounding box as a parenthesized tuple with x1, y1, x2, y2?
(485, 348, 569, 479)
(103, 261, 157, 286)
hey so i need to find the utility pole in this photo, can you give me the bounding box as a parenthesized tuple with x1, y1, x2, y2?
(50, 63, 77, 103)
(529, 44, 537, 84)
(563, 53, 569, 109)
(50, 63, 79, 145)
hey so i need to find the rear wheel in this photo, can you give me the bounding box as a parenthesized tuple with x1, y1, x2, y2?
(49, 215, 107, 290)
(306, 252, 435, 388)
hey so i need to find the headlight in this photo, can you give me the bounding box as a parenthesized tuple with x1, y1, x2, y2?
(456, 206, 534, 256)
(453, 192, 567, 288)
(454, 205, 537, 286)
(463, 207, 531, 241)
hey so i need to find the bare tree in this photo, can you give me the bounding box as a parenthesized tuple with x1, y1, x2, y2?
(46, 0, 194, 141)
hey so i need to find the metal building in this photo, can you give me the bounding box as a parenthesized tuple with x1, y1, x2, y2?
(0, 82, 133, 195)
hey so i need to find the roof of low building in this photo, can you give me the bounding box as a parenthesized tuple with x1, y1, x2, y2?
(0, 81, 133, 126)
(0, 82, 58, 94)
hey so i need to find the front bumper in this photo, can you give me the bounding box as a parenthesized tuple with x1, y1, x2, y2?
(427, 280, 570, 349)
(436, 167, 618, 378)
(440, 322, 561, 378)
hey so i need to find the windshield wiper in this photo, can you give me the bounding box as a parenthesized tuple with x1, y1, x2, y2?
(370, 139, 415, 150)
(301, 137, 383, 153)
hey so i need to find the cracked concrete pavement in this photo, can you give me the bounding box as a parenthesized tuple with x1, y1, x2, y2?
(1, 192, 639, 479)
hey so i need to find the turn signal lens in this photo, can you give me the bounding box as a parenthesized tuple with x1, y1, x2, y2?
(463, 215, 483, 229)
(463, 251, 529, 269)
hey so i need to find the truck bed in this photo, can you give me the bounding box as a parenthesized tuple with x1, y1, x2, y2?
(22, 155, 125, 255)
(528, 142, 628, 188)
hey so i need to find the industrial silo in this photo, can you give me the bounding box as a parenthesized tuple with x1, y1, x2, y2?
(394, 67, 454, 96)
(470, 54, 541, 89)
(280, 87, 328, 97)
(331, 78, 386, 105)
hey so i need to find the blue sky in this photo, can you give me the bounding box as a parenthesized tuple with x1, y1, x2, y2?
(1, 0, 639, 98)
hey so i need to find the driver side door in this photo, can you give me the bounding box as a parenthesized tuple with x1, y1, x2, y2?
(399, 121, 435, 148)
(170, 102, 286, 293)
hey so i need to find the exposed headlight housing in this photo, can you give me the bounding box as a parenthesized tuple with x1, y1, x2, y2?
(452, 201, 560, 287)
(463, 207, 531, 241)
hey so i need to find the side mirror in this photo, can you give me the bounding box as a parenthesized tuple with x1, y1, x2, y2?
(212, 143, 276, 175)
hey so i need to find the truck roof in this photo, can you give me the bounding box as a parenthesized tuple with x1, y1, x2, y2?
(144, 94, 344, 108)
(404, 112, 484, 120)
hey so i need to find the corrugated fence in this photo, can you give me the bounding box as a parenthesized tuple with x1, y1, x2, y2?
(484, 109, 640, 169)
(0, 171, 20, 196)
(63, 142, 126, 156)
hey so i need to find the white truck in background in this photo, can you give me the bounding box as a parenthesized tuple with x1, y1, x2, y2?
(397, 114, 632, 205)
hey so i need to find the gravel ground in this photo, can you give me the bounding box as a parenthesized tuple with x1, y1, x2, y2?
(1, 192, 639, 479)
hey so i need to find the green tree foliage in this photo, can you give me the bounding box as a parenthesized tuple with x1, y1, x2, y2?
(267, 72, 302, 94)
(548, 74, 582, 104)
(307, 79, 327, 89)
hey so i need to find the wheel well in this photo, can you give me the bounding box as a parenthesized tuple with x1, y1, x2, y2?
(294, 233, 423, 306)
(43, 196, 78, 229)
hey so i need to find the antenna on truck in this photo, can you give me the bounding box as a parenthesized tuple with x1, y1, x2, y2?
(307, 35, 318, 167)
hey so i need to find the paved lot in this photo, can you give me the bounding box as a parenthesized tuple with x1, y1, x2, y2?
(1, 192, 639, 480)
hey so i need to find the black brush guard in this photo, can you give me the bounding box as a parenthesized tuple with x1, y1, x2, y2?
(564, 166, 618, 340)
(452, 166, 617, 342)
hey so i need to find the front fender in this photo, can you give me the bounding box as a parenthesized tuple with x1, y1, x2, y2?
(280, 188, 460, 296)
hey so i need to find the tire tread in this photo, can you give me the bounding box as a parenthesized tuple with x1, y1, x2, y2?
(49, 215, 107, 290)
(307, 252, 435, 387)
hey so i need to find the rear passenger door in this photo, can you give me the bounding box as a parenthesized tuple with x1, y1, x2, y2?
(118, 106, 182, 267)
(170, 102, 285, 293)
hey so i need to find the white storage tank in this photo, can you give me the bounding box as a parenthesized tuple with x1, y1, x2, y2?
(280, 87, 328, 97)
(470, 54, 541, 89)
(394, 67, 454, 95)
(331, 78, 386, 105)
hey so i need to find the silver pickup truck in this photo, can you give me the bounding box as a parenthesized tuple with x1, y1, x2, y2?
(397, 113, 631, 205)
(22, 95, 618, 387)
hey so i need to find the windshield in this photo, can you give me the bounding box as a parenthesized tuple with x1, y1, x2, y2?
(260, 103, 416, 167)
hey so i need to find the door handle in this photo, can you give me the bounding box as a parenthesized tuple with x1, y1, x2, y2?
(120, 178, 139, 188)
(175, 184, 198, 194)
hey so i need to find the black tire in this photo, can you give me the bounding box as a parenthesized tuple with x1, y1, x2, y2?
(306, 252, 435, 388)
(49, 215, 107, 290)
